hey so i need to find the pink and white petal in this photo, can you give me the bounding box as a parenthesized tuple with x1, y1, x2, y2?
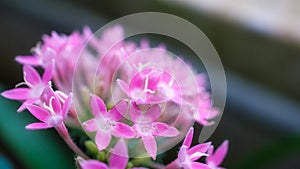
(55, 90, 68, 102)
(43, 87, 62, 113)
(144, 104, 161, 122)
(129, 103, 142, 123)
(108, 100, 128, 121)
(1, 88, 29, 100)
(25, 122, 53, 130)
(112, 122, 135, 138)
(116, 79, 129, 95)
(148, 96, 167, 104)
(61, 94, 72, 117)
(157, 126, 179, 137)
(17, 99, 36, 112)
(15, 56, 41, 66)
(210, 140, 229, 166)
(142, 135, 157, 160)
(152, 122, 169, 136)
(178, 145, 188, 163)
(183, 127, 194, 148)
(90, 94, 107, 117)
(190, 162, 211, 169)
(129, 73, 144, 91)
(23, 65, 41, 85)
(25, 104, 50, 122)
(188, 142, 211, 161)
(80, 159, 109, 169)
(42, 60, 54, 82)
(95, 131, 111, 151)
(82, 119, 98, 132)
(109, 139, 128, 169)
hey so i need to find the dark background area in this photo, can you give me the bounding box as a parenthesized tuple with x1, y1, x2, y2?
(0, 0, 300, 169)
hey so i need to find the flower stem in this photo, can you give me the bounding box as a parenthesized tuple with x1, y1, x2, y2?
(56, 124, 89, 159)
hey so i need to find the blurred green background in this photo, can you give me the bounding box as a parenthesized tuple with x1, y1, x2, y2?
(0, 0, 300, 168)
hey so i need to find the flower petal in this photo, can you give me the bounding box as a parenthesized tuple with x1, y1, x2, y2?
(183, 127, 194, 148)
(43, 86, 61, 113)
(116, 79, 129, 95)
(188, 142, 211, 161)
(17, 99, 35, 112)
(142, 135, 157, 160)
(155, 124, 179, 137)
(129, 103, 142, 123)
(80, 159, 109, 169)
(144, 104, 161, 123)
(178, 145, 188, 163)
(25, 104, 50, 122)
(95, 131, 111, 151)
(90, 94, 107, 117)
(112, 122, 135, 138)
(42, 60, 54, 82)
(109, 139, 128, 169)
(191, 162, 211, 169)
(82, 119, 98, 132)
(25, 122, 53, 130)
(61, 93, 72, 117)
(108, 100, 127, 121)
(23, 65, 41, 85)
(15, 56, 41, 65)
(209, 140, 229, 166)
(1, 88, 29, 100)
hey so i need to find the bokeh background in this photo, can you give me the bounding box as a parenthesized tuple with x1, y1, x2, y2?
(1, 0, 300, 168)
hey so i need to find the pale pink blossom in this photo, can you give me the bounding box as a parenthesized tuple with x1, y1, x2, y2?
(130, 103, 179, 160)
(82, 94, 135, 151)
(1, 63, 53, 112)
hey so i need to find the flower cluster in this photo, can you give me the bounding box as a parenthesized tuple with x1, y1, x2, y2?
(2, 25, 228, 169)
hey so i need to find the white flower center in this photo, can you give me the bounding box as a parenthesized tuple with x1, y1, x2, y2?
(48, 115, 63, 126)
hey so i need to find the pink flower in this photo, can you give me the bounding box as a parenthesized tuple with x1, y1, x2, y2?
(166, 127, 211, 169)
(117, 67, 181, 105)
(1, 63, 53, 112)
(25, 86, 71, 132)
(82, 94, 135, 151)
(206, 140, 229, 169)
(79, 139, 148, 169)
(130, 103, 179, 160)
(114, 40, 219, 127)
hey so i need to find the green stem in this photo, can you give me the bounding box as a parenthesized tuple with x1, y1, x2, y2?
(56, 124, 89, 159)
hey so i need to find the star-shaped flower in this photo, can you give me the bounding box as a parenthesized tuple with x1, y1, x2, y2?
(2, 63, 53, 112)
(82, 94, 135, 151)
(130, 103, 179, 160)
